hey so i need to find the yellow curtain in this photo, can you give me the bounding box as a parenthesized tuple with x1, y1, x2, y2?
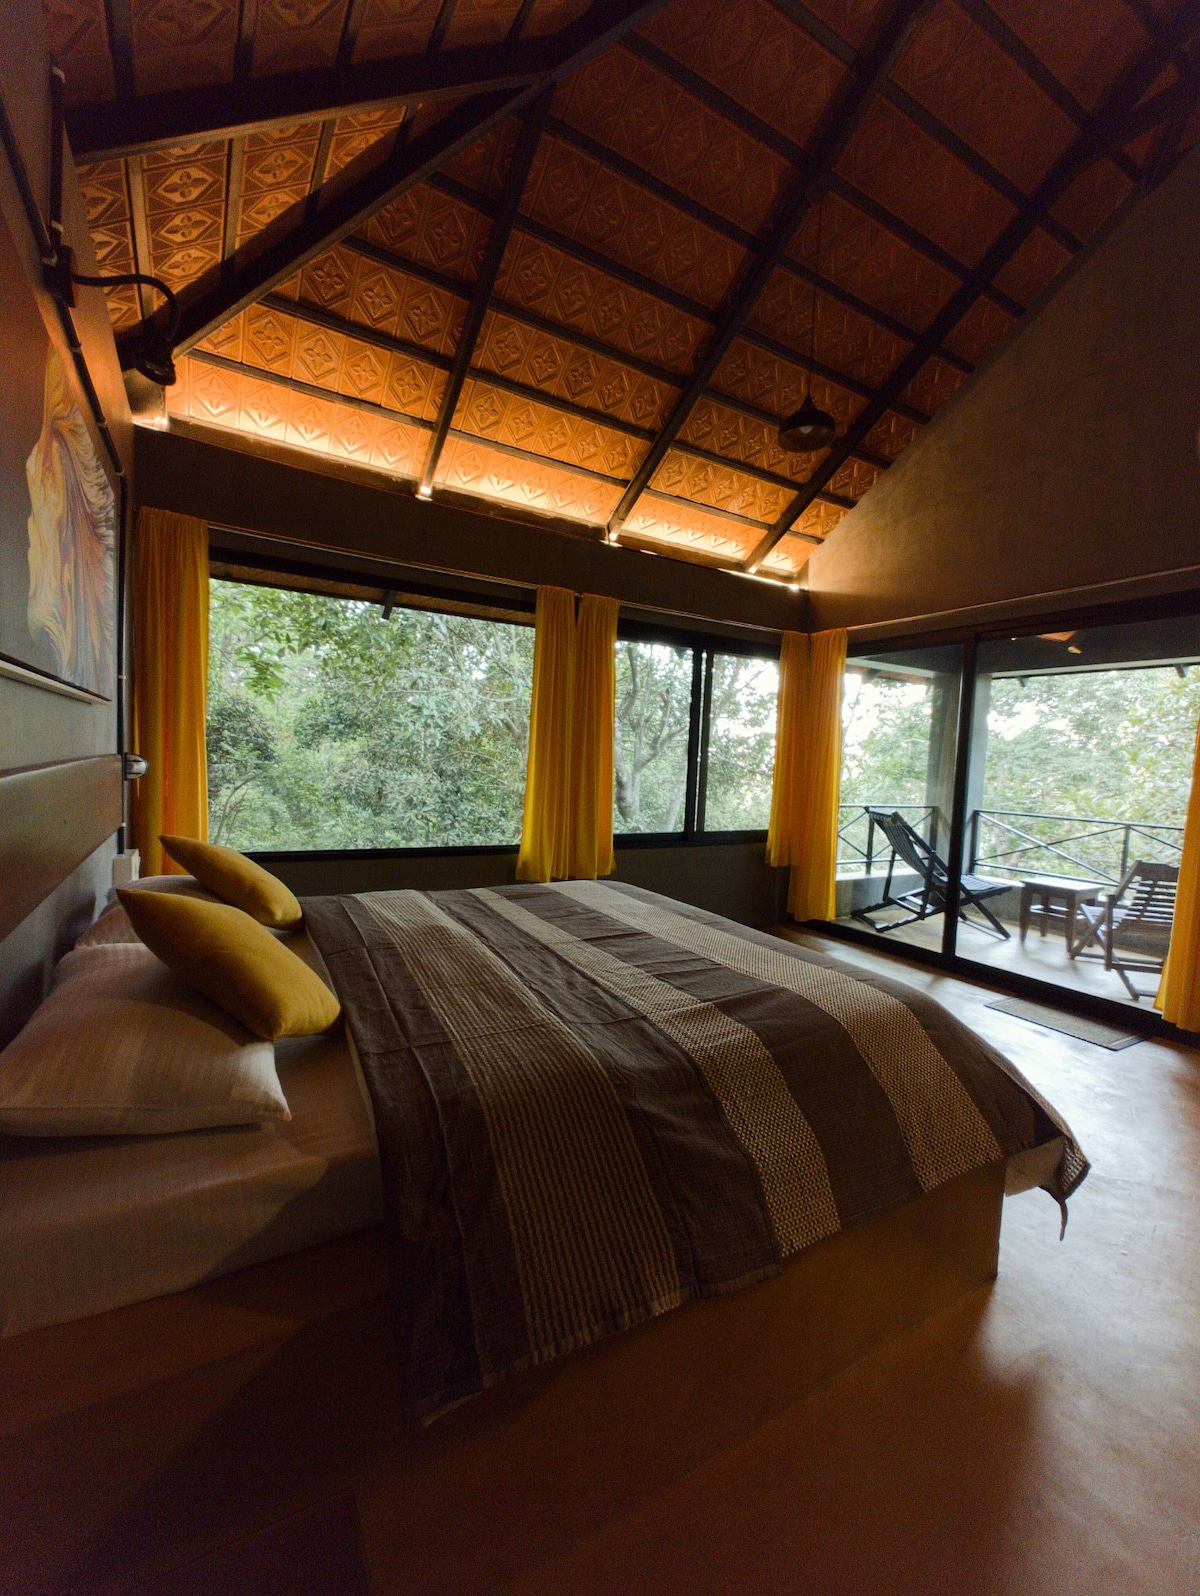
(1157, 716, 1200, 1030)
(130, 508, 209, 876)
(767, 627, 848, 921)
(516, 586, 576, 883)
(570, 594, 618, 880)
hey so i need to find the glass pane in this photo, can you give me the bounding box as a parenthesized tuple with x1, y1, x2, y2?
(836, 643, 963, 946)
(614, 639, 693, 834)
(702, 654, 779, 831)
(207, 579, 534, 849)
(957, 613, 1200, 1007)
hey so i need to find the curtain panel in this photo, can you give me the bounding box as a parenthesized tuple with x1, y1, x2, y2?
(130, 507, 209, 876)
(1158, 716, 1200, 1031)
(767, 628, 848, 921)
(516, 586, 618, 883)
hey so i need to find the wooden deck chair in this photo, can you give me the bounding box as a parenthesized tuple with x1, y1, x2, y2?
(1070, 859, 1179, 1000)
(853, 809, 1012, 939)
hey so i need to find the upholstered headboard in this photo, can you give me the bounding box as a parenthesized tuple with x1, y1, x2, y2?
(0, 755, 123, 942)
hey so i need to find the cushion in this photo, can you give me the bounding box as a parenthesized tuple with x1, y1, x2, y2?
(118, 889, 341, 1042)
(0, 945, 290, 1136)
(159, 836, 303, 930)
(75, 875, 220, 949)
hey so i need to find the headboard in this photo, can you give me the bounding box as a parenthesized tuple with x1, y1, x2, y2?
(0, 755, 123, 942)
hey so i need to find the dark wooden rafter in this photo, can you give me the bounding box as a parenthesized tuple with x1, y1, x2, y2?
(101, 0, 135, 101)
(604, 0, 937, 541)
(336, 0, 370, 69)
(744, 0, 1200, 569)
(118, 0, 676, 368)
(427, 0, 460, 56)
(234, 0, 258, 82)
(418, 94, 551, 494)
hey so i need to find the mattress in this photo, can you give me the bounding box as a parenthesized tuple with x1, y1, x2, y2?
(0, 1027, 383, 1336)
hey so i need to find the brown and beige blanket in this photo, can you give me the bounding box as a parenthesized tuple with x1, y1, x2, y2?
(302, 881, 1087, 1421)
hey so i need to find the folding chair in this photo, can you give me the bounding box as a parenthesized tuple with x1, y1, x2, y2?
(853, 809, 1012, 940)
(1070, 860, 1179, 1000)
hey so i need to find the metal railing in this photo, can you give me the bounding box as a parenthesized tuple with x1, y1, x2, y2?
(968, 809, 1184, 888)
(837, 804, 938, 875)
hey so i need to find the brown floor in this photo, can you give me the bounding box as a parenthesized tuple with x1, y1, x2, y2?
(508, 931, 1200, 1596)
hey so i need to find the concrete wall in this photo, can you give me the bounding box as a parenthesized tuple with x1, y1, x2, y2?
(807, 148, 1200, 633)
(0, 0, 133, 1040)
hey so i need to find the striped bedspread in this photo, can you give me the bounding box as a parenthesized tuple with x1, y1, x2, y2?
(302, 882, 1086, 1421)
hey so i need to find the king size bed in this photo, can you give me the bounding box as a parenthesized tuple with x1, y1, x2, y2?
(0, 872, 1085, 1593)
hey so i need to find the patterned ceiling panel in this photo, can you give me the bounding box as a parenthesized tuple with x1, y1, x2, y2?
(169, 354, 430, 476)
(441, 121, 522, 199)
(44, 0, 115, 103)
(496, 230, 706, 374)
(473, 308, 677, 429)
(351, 0, 441, 63)
(521, 0, 591, 35)
(236, 122, 323, 249)
(862, 409, 921, 460)
(130, 0, 238, 96)
(801, 0, 894, 50)
(276, 242, 466, 356)
(783, 499, 849, 542)
(252, 0, 349, 78)
(786, 190, 959, 335)
(679, 397, 818, 484)
(891, 0, 1077, 194)
(554, 45, 793, 236)
(622, 491, 763, 565)
(638, 0, 845, 151)
(77, 158, 140, 328)
(326, 108, 408, 178)
(991, 225, 1072, 307)
(712, 338, 867, 433)
(197, 300, 448, 419)
(748, 269, 911, 389)
(435, 436, 623, 523)
(836, 97, 1017, 269)
(452, 377, 647, 478)
(443, 0, 527, 49)
(984, 0, 1149, 111)
(759, 534, 820, 577)
(1051, 158, 1134, 244)
(521, 135, 747, 309)
(825, 456, 883, 500)
(900, 353, 965, 415)
(941, 296, 1012, 364)
(142, 139, 227, 287)
(650, 449, 794, 525)
(364, 182, 491, 283)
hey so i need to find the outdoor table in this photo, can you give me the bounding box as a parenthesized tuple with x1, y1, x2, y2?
(1018, 876, 1104, 951)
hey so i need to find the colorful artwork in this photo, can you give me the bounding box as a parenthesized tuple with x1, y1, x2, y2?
(0, 199, 117, 697)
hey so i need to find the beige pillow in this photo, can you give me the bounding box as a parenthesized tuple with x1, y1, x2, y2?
(0, 945, 290, 1136)
(159, 836, 303, 930)
(118, 889, 341, 1042)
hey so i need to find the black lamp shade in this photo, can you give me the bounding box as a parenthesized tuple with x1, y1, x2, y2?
(779, 394, 837, 452)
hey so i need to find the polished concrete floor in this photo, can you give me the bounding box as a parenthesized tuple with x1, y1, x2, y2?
(511, 931, 1200, 1596)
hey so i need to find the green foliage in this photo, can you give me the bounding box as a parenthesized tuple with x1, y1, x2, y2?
(206, 580, 534, 850)
(614, 641, 693, 833)
(703, 656, 779, 830)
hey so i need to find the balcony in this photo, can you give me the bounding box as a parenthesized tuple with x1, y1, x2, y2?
(834, 804, 1184, 1006)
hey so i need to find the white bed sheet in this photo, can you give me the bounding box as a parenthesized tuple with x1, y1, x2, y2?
(0, 1027, 383, 1336)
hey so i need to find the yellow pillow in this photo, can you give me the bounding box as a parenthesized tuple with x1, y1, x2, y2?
(118, 890, 340, 1041)
(159, 835, 303, 930)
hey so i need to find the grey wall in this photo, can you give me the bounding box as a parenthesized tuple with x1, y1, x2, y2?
(260, 842, 784, 929)
(0, 0, 133, 1041)
(806, 149, 1200, 633)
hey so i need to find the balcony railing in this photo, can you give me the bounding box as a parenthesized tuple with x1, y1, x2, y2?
(837, 803, 939, 875)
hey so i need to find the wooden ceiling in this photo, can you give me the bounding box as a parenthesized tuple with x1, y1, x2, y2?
(46, 0, 1200, 580)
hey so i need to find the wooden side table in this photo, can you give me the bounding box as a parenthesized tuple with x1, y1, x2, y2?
(1018, 877, 1103, 951)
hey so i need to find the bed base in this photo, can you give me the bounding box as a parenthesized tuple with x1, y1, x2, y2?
(0, 1159, 1005, 1596)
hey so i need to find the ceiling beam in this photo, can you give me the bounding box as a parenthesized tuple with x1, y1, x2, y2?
(118, 0, 674, 367)
(604, 0, 937, 540)
(418, 95, 551, 494)
(743, 1, 1200, 570)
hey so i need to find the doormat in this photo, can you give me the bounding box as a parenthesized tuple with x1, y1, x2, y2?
(131, 1490, 372, 1596)
(985, 995, 1142, 1050)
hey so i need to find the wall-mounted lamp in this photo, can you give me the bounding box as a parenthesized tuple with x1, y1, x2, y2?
(44, 245, 180, 386)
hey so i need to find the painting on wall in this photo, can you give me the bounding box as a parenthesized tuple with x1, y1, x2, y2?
(0, 197, 116, 699)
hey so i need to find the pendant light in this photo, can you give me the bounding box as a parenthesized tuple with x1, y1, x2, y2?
(779, 193, 837, 453)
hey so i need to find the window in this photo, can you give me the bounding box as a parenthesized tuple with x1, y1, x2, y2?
(207, 578, 534, 850)
(614, 639, 694, 835)
(701, 654, 780, 831)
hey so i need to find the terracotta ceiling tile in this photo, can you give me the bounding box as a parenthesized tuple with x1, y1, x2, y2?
(454, 377, 645, 478)
(195, 309, 245, 361)
(862, 409, 921, 459)
(522, 136, 746, 309)
(130, 0, 237, 96)
(837, 98, 1017, 268)
(1051, 158, 1134, 243)
(252, 0, 349, 77)
(901, 353, 966, 414)
(984, 0, 1148, 111)
(44, 0, 116, 104)
(555, 45, 792, 235)
(142, 142, 226, 286)
(890, 0, 1077, 194)
(435, 436, 623, 523)
(749, 268, 910, 388)
(522, 0, 591, 36)
(623, 491, 762, 564)
(679, 397, 813, 483)
(325, 109, 407, 178)
(788, 499, 849, 541)
(991, 225, 1072, 306)
(788, 190, 958, 333)
(825, 457, 882, 499)
(638, 0, 845, 151)
(442, 121, 522, 199)
(713, 338, 866, 431)
(78, 157, 137, 324)
(651, 448, 793, 524)
(351, 0, 441, 63)
(942, 296, 1012, 364)
(760, 534, 819, 577)
(801, 0, 892, 49)
(443, 0, 526, 49)
(365, 183, 490, 283)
